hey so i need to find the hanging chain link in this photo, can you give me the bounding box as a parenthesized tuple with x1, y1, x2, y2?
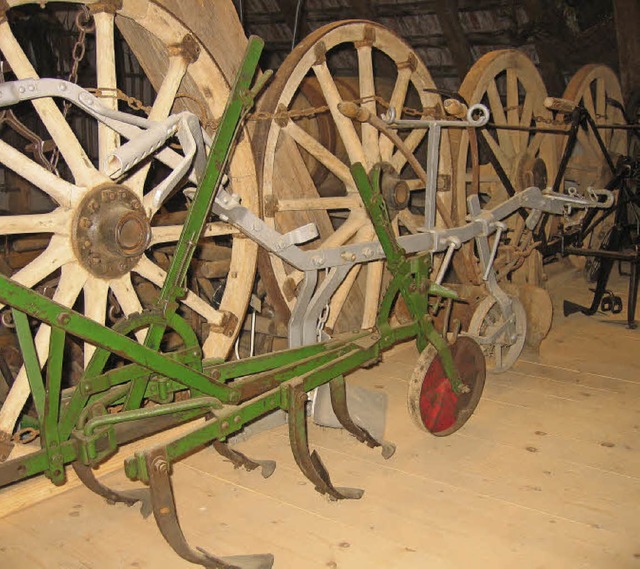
(247, 94, 443, 123)
(50, 5, 94, 173)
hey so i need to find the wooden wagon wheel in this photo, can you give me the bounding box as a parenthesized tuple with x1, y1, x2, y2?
(558, 64, 628, 275)
(255, 20, 453, 334)
(453, 49, 557, 285)
(0, 1, 259, 440)
(561, 64, 628, 195)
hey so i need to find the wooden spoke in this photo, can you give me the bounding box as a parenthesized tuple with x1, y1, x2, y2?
(506, 68, 520, 149)
(380, 65, 412, 160)
(486, 80, 515, 158)
(110, 274, 143, 317)
(321, 213, 368, 249)
(519, 93, 534, 151)
(0, 210, 70, 236)
(282, 121, 355, 190)
(0, 140, 81, 208)
(256, 20, 452, 331)
(390, 128, 427, 173)
(0, 21, 101, 187)
(526, 132, 545, 162)
(275, 196, 362, 212)
(110, 274, 145, 342)
(0, 261, 87, 435)
(0, 236, 73, 310)
(356, 43, 380, 167)
(94, 11, 120, 172)
(582, 88, 596, 119)
(82, 278, 109, 365)
(130, 55, 190, 200)
(313, 61, 367, 165)
(480, 130, 511, 172)
(133, 256, 224, 326)
(150, 222, 236, 246)
(398, 209, 423, 233)
(325, 263, 363, 331)
(362, 258, 384, 329)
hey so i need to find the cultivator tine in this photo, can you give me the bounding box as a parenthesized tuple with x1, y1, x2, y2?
(212, 440, 276, 479)
(284, 381, 364, 501)
(72, 462, 152, 517)
(145, 448, 274, 569)
(328, 376, 396, 459)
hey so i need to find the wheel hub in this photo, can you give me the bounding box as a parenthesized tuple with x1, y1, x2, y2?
(379, 163, 410, 212)
(516, 155, 548, 191)
(73, 185, 150, 279)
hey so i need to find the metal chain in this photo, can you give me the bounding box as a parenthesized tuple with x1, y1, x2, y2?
(50, 5, 94, 173)
(88, 87, 153, 115)
(247, 94, 443, 122)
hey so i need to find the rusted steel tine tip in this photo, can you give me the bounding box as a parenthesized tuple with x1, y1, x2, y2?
(212, 440, 276, 478)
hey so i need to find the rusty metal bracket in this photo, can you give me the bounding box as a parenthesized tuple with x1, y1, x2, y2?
(145, 447, 274, 569)
(282, 379, 364, 501)
(211, 440, 276, 479)
(328, 375, 395, 459)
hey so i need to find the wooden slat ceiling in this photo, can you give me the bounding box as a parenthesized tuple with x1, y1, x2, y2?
(235, 0, 618, 94)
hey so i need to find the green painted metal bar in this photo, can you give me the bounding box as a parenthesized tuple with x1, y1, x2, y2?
(0, 440, 77, 486)
(235, 343, 361, 401)
(204, 339, 353, 381)
(83, 397, 221, 436)
(124, 36, 266, 410)
(43, 326, 65, 484)
(124, 321, 420, 483)
(0, 275, 236, 403)
(350, 163, 463, 391)
(11, 309, 46, 419)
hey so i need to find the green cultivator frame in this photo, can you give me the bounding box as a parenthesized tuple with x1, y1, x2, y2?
(0, 36, 612, 568)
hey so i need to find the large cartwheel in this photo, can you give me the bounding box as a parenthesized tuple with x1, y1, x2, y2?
(449, 49, 560, 358)
(0, 1, 259, 446)
(452, 49, 558, 285)
(554, 64, 628, 276)
(254, 20, 456, 335)
(560, 64, 628, 194)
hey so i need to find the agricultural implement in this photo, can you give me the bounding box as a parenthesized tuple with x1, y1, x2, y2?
(0, 33, 614, 568)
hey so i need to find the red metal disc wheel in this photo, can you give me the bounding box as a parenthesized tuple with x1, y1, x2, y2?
(407, 336, 485, 436)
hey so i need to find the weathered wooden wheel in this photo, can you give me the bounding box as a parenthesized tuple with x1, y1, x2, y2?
(453, 49, 557, 284)
(255, 20, 453, 333)
(0, 1, 258, 440)
(560, 64, 628, 195)
(558, 64, 628, 275)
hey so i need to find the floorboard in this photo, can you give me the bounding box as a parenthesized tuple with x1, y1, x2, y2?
(1, 261, 639, 568)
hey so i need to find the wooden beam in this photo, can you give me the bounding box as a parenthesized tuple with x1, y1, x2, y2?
(351, 0, 376, 21)
(613, 0, 640, 104)
(521, 0, 568, 96)
(433, 0, 474, 81)
(274, 0, 310, 47)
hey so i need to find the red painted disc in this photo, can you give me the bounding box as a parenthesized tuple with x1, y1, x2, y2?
(408, 336, 486, 436)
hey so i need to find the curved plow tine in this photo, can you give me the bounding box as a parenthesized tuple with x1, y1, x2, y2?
(145, 449, 274, 569)
(329, 376, 396, 459)
(283, 381, 364, 501)
(212, 440, 276, 479)
(72, 462, 152, 518)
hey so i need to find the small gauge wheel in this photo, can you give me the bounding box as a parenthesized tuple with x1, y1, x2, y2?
(468, 294, 527, 373)
(407, 336, 486, 436)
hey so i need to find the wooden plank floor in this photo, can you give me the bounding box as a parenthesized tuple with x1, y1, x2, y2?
(1, 261, 639, 568)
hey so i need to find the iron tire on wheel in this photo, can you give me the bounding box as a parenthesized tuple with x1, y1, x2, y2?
(407, 336, 486, 437)
(468, 294, 527, 373)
